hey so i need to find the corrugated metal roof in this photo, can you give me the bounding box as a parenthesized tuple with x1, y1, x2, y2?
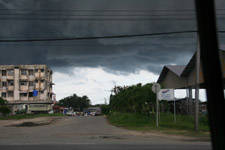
(158, 49, 225, 84)
(157, 65, 186, 83)
(166, 65, 186, 76)
(181, 49, 225, 76)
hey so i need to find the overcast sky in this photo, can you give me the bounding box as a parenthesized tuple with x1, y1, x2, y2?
(0, 0, 224, 104)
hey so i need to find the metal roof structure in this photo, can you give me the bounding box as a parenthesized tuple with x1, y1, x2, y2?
(182, 49, 225, 77)
(157, 50, 225, 89)
(157, 65, 186, 83)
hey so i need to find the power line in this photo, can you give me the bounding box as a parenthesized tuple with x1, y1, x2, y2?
(0, 8, 225, 12)
(0, 30, 224, 43)
(0, 17, 199, 21)
(0, 13, 198, 17)
(0, 30, 198, 43)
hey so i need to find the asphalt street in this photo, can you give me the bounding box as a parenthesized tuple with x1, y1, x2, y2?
(0, 116, 211, 150)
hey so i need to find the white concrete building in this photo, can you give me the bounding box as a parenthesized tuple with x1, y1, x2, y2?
(0, 64, 54, 113)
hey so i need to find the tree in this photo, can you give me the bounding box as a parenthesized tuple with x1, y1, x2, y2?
(0, 97, 11, 116)
(58, 94, 91, 111)
(109, 83, 156, 114)
(100, 104, 110, 115)
(0, 97, 7, 105)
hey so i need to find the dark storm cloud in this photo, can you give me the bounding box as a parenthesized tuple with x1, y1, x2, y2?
(0, 0, 224, 74)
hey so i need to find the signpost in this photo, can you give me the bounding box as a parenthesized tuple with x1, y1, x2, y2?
(158, 89, 176, 123)
(158, 89, 174, 101)
(152, 83, 160, 128)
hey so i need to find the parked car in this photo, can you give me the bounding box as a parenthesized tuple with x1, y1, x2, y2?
(66, 111, 74, 116)
(90, 111, 96, 116)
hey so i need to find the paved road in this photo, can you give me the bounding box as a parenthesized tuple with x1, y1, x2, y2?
(0, 116, 211, 150)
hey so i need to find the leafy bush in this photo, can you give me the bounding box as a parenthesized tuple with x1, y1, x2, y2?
(0, 106, 11, 116)
(109, 83, 156, 114)
(108, 112, 209, 132)
(58, 94, 91, 111)
(0, 97, 7, 105)
(15, 109, 27, 115)
(100, 104, 110, 115)
(0, 98, 11, 116)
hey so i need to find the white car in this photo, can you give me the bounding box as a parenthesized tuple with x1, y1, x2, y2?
(66, 111, 74, 116)
(90, 112, 96, 116)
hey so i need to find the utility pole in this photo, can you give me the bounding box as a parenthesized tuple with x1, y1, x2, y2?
(155, 86, 159, 128)
(186, 89, 189, 114)
(195, 36, 200, 131)
(152, 83, 160, 128)
(173, 90, 176, 123)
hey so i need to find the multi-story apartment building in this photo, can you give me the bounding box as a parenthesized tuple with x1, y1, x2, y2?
(0, 64, 54, 114)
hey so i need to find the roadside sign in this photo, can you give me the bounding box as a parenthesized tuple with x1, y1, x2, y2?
(158, 89, 174, 101)
(152, 83, 161, 93)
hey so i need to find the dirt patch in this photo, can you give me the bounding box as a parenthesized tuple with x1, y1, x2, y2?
(8, 121, 50, 127)
(3, 117, 61, 127)
(99, 135, 125, 140)
(88, 135, 125, 140)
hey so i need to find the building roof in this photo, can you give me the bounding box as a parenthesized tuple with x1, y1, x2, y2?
(157, 49, 225, 86)
(166, 65, 186, 76)
(181, 49, 225, 77)
(157, 65, 186, 83)
(0, 64, 52, 71)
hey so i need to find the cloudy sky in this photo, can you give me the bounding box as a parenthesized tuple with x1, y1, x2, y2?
(0, 0, 224, 104)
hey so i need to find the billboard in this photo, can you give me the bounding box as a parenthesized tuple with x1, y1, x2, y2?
(158, 89, 174, 101)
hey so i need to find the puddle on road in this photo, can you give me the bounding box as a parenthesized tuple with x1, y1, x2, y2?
(90, 135, 125, 140)
(6, 121, 50, 127)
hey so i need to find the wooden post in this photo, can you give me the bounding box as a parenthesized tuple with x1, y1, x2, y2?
(188, 87, 192, 114)
(156, 87, 159, 128)
(195, 37, 200, 131)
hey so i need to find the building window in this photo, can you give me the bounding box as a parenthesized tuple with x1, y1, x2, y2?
(21, 69, 27, 75)
(29, 81, 34, 86)
(28, 70, 34, 75)
(20, 81, 27, 86)
(20, 93, 27, 97)
(1, 92, 6, 98)
(7, 91, 14, 97)
(8, 80, 14, 86)
(35, 79, 38, 83)
(2, 70, 6, 76)
(35, 69, 39, 73)
(7, 69, 14, 76)
(28, 92, 33, 97)
(41, 80, 45, 83)
(41, 69, 45, 72)
(2, 82, 7, 87)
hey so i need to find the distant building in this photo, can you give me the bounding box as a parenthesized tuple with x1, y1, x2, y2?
(165, 98, 207, 115)
(0, 64, 54, 114)
(84, 107, 102, 115)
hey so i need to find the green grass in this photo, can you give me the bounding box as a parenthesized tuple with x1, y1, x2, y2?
(107, 112, 210, 138)
(0, 113, 64, 120)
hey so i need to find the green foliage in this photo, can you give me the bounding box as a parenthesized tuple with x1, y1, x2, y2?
(15, 109, 27, 115)
(100, 104, 110, 115)
(109, 83, 156, 114)
(0, 97, 11, 116)
(58, 94, 91, 111)
(0, 106, 11, 116)
(108, 112, 209, 133)
(0, 97, 7, 105)
(108, 112, 152, 128)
